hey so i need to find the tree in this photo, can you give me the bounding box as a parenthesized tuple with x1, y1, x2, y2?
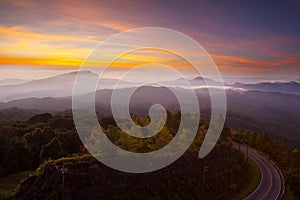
(0, 135, 9, 163)
(28, 113, 52, 124)
(40, 137, 66, 161)
(229, 183, 237, 192)
(49, 116, 74, 130)
(24, 127, 55, 146)
(58, 130, 83, 154)
(42, 127, 56, 145)
(4, 137, 32, 173)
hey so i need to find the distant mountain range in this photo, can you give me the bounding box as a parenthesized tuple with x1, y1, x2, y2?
(0, 85, 300, 142)
(1, 71, 300, 102)
(0, 78, 30, 86)
(1, 85, 299, 122)
(157, 76, 219, 88)
(231, 81, 300, 95)
(1, 71, 300, 146)
(0, 71, 138, 102)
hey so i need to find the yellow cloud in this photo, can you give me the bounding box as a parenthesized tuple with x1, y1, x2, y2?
(0, 26, 99, 43)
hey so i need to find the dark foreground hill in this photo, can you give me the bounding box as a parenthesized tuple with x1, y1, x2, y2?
(14, 136, 252, 200)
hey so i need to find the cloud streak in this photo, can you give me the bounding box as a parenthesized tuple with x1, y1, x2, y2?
(0, 0, 299, 77)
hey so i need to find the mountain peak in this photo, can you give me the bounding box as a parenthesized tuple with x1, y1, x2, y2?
(57, 70, 97, 77)
(192, 76, 204, 81)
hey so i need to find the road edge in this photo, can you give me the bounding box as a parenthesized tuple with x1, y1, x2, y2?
(241, 146, 285, 200)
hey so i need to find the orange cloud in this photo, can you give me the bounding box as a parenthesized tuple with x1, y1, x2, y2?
(212, 54, 300, 72)
(0, 48, 194, 69)
(0, 26, 99, 43)
(0, 0, 299, 76)
(0, 55, 83, 67)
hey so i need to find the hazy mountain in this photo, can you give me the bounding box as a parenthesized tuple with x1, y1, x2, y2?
(157, 76, 220, 88)
(2, 71, 299, 102)
(158, 77, 300, 95)
(0, 97, 71, 111)
(231, 81, 300, 95)
(164, 77, 300, 95)
(0, 78, 30, 86)
(222, 77, 265, 84)
(1, 85, 300, 115)
(0, 71, 138, 102)
(0, 107, 44, 121)
(1, 71, 300, 145)
(222, 77, 300, 84)
(0, 71, 95, 101)
(1, 86, 300, 136)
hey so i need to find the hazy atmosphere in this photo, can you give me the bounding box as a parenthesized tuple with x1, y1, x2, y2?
(0, 1, 299, 200)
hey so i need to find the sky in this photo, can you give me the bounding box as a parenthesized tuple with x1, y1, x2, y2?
(0, 0, 300, 80)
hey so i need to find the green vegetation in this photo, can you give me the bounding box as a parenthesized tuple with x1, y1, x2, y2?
(0, 113, 81, 175)
(12, 116, 255, 200)
(232, 156, 261, 199)
(36, 154, 94, 175)
(232, 131, 300, 199)
(0, 171, 33, 200)
(40, 137, 66, 161)
(0, 111, 299, 199)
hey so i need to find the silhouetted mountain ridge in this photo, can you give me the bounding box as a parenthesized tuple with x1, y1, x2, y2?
(1, 86, 300, 146)
(232, 81, 300, 95)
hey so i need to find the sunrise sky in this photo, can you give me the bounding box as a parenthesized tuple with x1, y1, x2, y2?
(0, 0, 300, 80)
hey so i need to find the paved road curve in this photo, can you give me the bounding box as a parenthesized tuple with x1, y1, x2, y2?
(240, 146, 284, 200)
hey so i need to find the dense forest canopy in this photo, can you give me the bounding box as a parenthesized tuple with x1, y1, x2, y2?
(0, 111, 299, 199)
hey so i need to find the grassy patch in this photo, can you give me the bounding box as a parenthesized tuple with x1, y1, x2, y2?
(0, 171, 33, 199)
(233, 157, 261, 199)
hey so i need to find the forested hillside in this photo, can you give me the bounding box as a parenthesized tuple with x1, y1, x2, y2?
(0, 112, 299, 199)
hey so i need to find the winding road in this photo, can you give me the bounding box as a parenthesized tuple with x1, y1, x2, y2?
(240, 146, 284, 200)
